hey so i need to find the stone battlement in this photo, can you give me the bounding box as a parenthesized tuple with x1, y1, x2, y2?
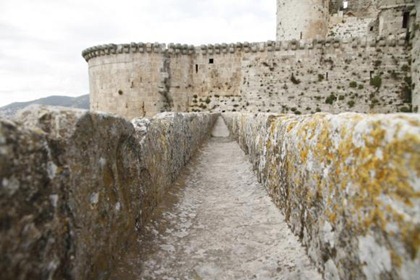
(82, 33, 410, 62)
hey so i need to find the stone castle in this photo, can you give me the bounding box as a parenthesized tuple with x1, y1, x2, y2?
(83, 0, 419, 119)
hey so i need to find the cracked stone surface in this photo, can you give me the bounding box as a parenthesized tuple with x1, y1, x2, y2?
(134, 117, 322, 279)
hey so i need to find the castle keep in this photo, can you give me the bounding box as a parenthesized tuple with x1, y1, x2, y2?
(83, 0, 419, 119)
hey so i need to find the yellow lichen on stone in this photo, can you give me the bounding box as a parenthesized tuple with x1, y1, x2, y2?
(223, 112, 420, 279)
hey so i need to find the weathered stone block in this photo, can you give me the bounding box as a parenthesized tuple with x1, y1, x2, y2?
(0, 106, 217, 279)
(223, 112, 420, 280)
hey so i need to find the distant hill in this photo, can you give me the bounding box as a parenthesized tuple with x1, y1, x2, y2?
(0, 94, 89, 119)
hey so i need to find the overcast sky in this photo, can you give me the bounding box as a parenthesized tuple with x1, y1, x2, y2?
(0, 0, 276, 107)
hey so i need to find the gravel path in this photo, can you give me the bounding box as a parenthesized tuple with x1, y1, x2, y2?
(136, 117, 322, 279)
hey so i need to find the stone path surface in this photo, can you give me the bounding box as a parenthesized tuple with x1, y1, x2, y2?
(136, 117, 322, 280)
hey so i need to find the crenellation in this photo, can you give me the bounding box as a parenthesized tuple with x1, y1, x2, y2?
(130, 42, 138, 52)
(249, 43, 257, 52)
(306, 40, 314, 50)
(116, 44, 123, 53)
(145, 43, 152, 53)
(137, 42, 145, 53)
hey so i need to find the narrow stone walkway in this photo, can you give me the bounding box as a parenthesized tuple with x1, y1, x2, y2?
(136, 117, 322, 279)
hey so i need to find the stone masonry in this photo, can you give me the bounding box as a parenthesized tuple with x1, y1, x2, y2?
(0, 106, 216, 279)
(223, 112, 420, 280)
(1, 108, 418, 279)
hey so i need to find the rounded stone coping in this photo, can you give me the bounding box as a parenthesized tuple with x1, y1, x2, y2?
(82, 34, 408, 62)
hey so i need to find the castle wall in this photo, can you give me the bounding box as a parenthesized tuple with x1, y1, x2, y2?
(328, 15, 375, 38)
(86, 44, 166, 118)
(193, 45, 242, 98)
(276, 0, 330, 41)
(192, 38, 412, 115)
(223, 112, 420, 280)
(189, 44, 242, 112)
(82, 0, 417, 119)
(346, 0, 379, 16)
(83, 36, 412, 118)
(378, 5, 412, 37)
(165, 49, 191, 113)
(412, 1, 420, 112)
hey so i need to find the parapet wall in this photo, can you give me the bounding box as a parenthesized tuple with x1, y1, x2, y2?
(222, 112, 420, 280)
(83, 34, 413, 118)
(82, 36, 410, 60)
(0, 106, 217, 279)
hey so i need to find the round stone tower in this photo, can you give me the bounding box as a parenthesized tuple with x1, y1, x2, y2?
(276, 0, 330, 41)
(82, 43, 168, 119)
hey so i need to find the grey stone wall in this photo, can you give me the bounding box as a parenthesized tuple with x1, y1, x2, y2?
(223, 112, 420, 280)
(0, 106, 217, 279)
(328, 15, 375, 38)
(83, 36, 413, 118)
(87, 43, 167, 119)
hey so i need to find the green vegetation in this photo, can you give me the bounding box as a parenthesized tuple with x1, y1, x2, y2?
(370, 75, 382, 90)
(347, 100, 355, 108)
(349, 81, 357, 88)
(318, 74, 324, 82)
(325, 93, 337, 105)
